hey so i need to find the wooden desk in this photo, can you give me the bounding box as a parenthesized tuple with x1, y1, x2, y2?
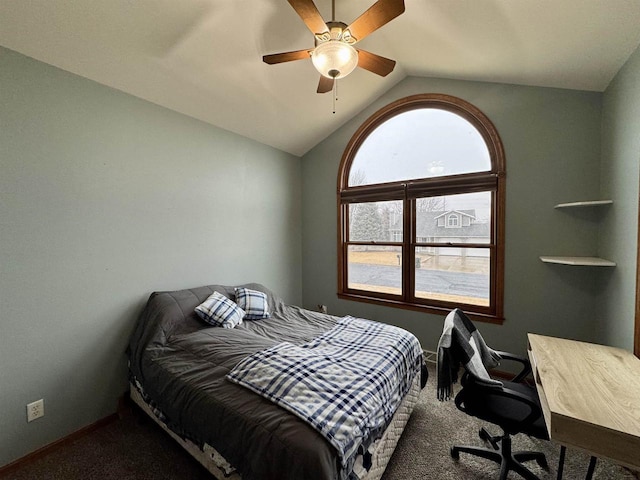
(527, 334, 640, 472)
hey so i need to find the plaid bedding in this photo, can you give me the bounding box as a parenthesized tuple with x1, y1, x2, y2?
(226, 316, 423, 466)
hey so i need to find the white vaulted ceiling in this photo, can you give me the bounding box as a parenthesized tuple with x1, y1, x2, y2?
(1, 0, 639, 156)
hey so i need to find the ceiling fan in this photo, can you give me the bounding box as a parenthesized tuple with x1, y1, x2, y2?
(263, 0, 405, 93)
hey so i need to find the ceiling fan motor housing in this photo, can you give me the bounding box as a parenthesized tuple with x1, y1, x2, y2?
(312, 22, 358, 79)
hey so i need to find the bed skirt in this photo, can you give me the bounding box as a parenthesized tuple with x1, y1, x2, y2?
(129, 372, 421, 480)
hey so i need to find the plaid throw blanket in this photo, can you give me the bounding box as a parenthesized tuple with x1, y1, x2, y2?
(436, 308, 502, 401)
(227, 316, 423, 467)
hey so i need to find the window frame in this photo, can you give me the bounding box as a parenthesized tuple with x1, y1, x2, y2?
(337, 94, 506, 324)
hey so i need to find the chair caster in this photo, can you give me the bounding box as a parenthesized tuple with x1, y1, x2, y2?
(536, 456, 549, 471)
(450, 447, 459, 460)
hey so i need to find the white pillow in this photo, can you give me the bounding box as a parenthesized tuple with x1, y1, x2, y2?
(234, 287, 270, 320)
(195, 291, 245, 328)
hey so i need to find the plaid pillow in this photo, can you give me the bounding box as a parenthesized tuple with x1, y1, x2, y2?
(234, 287, 270, 320)
(195, 291, 245, 328)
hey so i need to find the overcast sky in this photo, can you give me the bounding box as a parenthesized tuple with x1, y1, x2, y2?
(350, 109, 491, 186)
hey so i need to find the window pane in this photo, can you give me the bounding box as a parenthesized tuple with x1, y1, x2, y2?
(416, 192, 491, 245)
(349, 200, 402, 242)
(414, 247, 490, 306)
(348, 245, 402, 295)
(349, 109, 491, 186)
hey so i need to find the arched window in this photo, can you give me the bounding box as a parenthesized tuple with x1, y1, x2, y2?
(337, 94, 505, 323)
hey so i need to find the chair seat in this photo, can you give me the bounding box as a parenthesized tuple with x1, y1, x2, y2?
(457, 379, 548, 440)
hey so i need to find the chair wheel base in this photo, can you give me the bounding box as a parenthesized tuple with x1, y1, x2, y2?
(451, 432, 546, 480)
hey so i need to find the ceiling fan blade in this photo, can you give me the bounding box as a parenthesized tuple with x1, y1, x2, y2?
(357, 49, 396, 77)
(317, 75, 334, 94)
(346, 0, 405, 43)
(287, 0, 329, 35)
(263, 49, 312, 65)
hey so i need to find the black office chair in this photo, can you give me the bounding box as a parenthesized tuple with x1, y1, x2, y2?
(437, 309, 549, 480)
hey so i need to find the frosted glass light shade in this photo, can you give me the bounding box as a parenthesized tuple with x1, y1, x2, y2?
(311, 41, 358, 79)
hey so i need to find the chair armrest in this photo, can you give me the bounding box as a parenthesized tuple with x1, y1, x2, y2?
(494, 350, 532, 383)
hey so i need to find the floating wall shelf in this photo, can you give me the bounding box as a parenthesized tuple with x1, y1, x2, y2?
(554, 200, 613, 209)
(542, 200, 615, 267)
(539, 256, 616, 267)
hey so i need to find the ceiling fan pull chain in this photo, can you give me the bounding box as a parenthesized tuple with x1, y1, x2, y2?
(333, 79, 338, 114)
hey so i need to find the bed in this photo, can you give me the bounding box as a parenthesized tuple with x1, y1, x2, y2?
(127, 283, 427, 480)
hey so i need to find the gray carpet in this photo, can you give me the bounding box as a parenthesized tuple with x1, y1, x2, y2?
(2, 364, 637, 480)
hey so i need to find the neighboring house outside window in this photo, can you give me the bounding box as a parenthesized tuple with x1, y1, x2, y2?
(390, 210, 489, 257)
(337, 94, 506, 323)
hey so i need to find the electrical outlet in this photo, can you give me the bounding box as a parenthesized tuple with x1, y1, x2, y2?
(27, 399, 44, 422)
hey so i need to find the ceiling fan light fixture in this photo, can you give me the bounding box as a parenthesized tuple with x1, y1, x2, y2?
(311, 40, 358, 79)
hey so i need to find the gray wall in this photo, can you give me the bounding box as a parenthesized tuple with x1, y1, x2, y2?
(0, 47, 302, 467)
(597, 44, 640, 350)
(301, 76, 604, 355)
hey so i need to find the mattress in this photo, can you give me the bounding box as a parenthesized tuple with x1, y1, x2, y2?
(127, 283, 426, 480)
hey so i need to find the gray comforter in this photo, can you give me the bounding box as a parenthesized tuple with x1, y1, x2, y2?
(128, 283, 424, 480)
(128, 283, 348, 480)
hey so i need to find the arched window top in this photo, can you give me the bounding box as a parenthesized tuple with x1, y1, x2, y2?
(349, 108, 491, 186)
(339, 93, 505, 191)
